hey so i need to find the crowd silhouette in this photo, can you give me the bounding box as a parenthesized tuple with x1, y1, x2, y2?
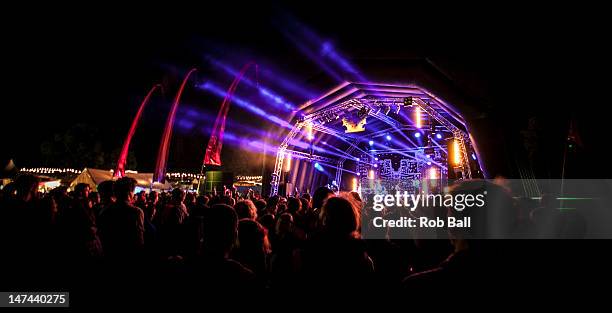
(0, 174, 589, 304)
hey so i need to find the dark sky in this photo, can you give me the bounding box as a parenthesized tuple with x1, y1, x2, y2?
(2, 3, 609, 177)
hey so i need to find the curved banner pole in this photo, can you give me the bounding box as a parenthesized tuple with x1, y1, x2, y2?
(153, 68, 198, 183)
(203, 61, 257, 167)
(114, 84, 161, 178)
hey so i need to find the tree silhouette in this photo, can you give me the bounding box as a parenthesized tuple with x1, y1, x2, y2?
(40, 123, 121, 169)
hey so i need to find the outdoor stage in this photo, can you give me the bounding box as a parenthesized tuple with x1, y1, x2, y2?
(271, 82, 485, 197)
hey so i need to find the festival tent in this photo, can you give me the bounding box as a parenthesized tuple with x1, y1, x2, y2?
(69, 168, 170, 191)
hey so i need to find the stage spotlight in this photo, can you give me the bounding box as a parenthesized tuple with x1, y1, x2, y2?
(368, 169, 375, 179)
(386, 135, 391, 141)
(322, 141, 327, 145)
(284, 154, 292, 172)
(352, 177, 358, 191)
(374, 157, 378, 161)
(427, 162, 432, 165)
(306, 122, 314, 141)
(414, 132, 421, 138)
(357, 172, 360, 176)
(369, 140, 374, 146)
(452, 140, 461, 165)
(415, 107, 422, 128)
(436, 133, 443, 140)
(314, 162, 324, 172)
(471, 153, 477, 160)
(429, 167, 437, 179)
(373, 164, 378, 168)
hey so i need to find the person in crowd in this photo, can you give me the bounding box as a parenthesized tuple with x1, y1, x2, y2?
(89, 191, 100, 208)
(348, 191, 362, 204)
(402, 180, 516, 289)
(134, 190, 147, 211)
(139, 192, 158, 257)
(93, 180, 115, 217)
(295, 197, 311, 232)
(228, 196, 236, 207)
(303, 186, 333, 234)
(235, 199, 258, 220)
(311, 186, 334, 211)
(299, 196, 373, 288)
(245, 188, 256, 201)
(286, 197, 302, 217)
(145, 190, 159, 221)
(182, 195, 208, 259)
(254, 199, 267, 217)
(188, 204, 255, 289)
(1, 175, 65, 285)
(157, 188, 189, 256)
(190, 195, 209, 218)
(266, 195, 280, 216)
(74, 183, 92, 207)
(0, 172, 550, 296)
(270, 213, 304, 288)
(184, 192, 196, 212)
(233, 219, 271, 284)
(299, 197, 310, 212)
(97, 177, 144, 260)
(276, 203, 287, 215)
(160, 188, 189, 226)
(0, 175, 40, 257)
(56, 182, 103, 260)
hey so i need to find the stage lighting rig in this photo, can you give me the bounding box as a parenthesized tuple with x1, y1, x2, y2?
(357, 107, 369, 119)
(424, 147, 435, 157)
(415, 106, 422, 128)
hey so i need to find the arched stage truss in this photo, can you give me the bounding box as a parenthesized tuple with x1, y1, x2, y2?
(270, 82, 485, 196)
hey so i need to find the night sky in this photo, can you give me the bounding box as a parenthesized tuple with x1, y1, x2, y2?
(3, 3, 609, 178)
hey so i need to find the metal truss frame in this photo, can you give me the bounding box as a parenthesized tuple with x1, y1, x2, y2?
(271, 93, 476, 195)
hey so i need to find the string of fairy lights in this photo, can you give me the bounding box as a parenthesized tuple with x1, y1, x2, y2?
(19, 168, 206, 180)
